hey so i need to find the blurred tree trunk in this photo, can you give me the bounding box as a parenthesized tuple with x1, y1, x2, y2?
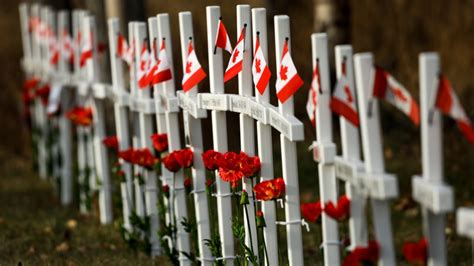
(105, 0, 145, 33)
(313, 0, 350, 72)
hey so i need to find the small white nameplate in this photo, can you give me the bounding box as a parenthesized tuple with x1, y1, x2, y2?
(198, 93, 229, 111)
(311, 141, 336, 164)
(177, 91, 207, 119)
(457, 208, 474, 239)
(412, 175, 454, 213)
(334, 156, 364, 184)
(229, 95, 250, 115)
(247, 98, 267, 124)
(360, 172, 398, 199)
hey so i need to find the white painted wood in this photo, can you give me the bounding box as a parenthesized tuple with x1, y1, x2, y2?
(148, 17, 173, 228)
(354, 52, 396, 265)
(121, 182, 132, 231)
(19, 4, 32, 70)
(107, 18, 134, 214)
(457, 208, 474, 240)
(251, 8, 278, 266)
(312, 33, 341, 265)
(236, 4, 259, 256)
(334, 45, 369, 250)
(133, 21, 161, 257)
(84, 15, 113, 224)
(156, 13, 191, 264)
(206, 6, 235, 263)
(178, 11, 212, 264)
(418, 52, 448, 266)
(273, 15, 304, 265)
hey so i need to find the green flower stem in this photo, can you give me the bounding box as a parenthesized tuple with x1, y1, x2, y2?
(243, 203, 255, 257)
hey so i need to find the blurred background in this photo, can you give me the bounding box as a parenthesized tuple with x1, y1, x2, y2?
(1, 0, 473, 264)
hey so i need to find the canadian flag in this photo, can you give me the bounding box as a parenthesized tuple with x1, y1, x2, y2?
(117, 33, 134, 65)
(49, 40, 60, 66)
(433, 75, 474, 144)
(182, 40, 206, 92)
(252, 34, 271, 95)
(79, 33, 93, 68)
(372, 67, 420, 125)
(150, 39, 173, 85)
(214, 18, 232, 54)
(137, 40, 151, 89)
(306, 62, 320, 126)
(275, 40, 304, 103)
(330, 61, 359, 127)
(224, 26, 246, 83)
(61, 31, 75, 64)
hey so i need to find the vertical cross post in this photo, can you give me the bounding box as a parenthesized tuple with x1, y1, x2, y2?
(312, 33, 341, 265)
(274, 15, 303, 265)
(178, 11, 212, 264)
(354, 52, 396, 265)
(206, 6, 235, 264)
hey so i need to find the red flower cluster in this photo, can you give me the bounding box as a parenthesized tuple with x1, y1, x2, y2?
(66, 106, 93, 127)
(300, 201, 322, 223)
(35, 84, 50, 105)
(324, 195, 350, 222)
(102, 136, 119, 152)
(342, 240, 380, 266)
(22, 78, 40, 107)
(253, 177, 285, 201)
(202, 150, 223, 171)
(151, 133, 168, 153)
(162, 148, 194, 172)
(118, 147, 158, 170)
(402, 238, 427, 265)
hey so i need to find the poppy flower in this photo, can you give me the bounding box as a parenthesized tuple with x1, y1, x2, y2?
(102, 136, 119, 152)
(176, 148, 193, 168)
(324, 195, 350, 222)
(238, 152, 261, 177)
(35, 84, 50, 105)
(253, 177, 285, 201)
(132, 148, 159, 169)
(163, 152, 181, 172)
(23, 77, 40, 91)
(202, 150, 223, 171)
(342, 240, 380, 266)
(66, 106, 93, 127)
(118, 148, 135, 163)
(184, 177, 192, 194)
(402, 238, 427, 265)
(300, 201, 322, 223)
(218, 152, 244, 188)
(162, 184, 170, 198)
(151, 133, 168, 153)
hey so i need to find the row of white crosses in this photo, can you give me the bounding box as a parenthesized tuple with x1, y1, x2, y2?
(19, 2, 474, 266)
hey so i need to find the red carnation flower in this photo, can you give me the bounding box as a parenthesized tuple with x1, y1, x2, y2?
(163, 152, 181, 172)
(35, 84, 50, 105)
(218, 151, 244, 188)
(253, 177, 285, 201)
(176, 148, 193, 168)
(238, 152, 261, 178)
(102, 136, 119, 152)
(132, 148, 158, 169)
(301, 201, 322, 223)
(402, 238, 428, 266)
(202, 150, 223, 171)
(342, 240, 380, 266)
(151, 133, 168, 153)
(324, 195, 350, 222)
(66, 106, 93, 127)
(118, 148, 135, 163)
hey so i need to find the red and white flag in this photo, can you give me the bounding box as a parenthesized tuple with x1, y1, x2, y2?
(275, 41, 304, 103)
(306, 62, 321, 126)
(224, 26, 246, 83)
(150, 39, 173, 85)
(79, 33, 92, 68)
(61, 31, 75, 64)
(182, 40, 206, 92)
(372, 67, 420, 125)
(433, 75, 474, 144)
(214, 18, 232, 54)
(137, 40, 151, 89)
(49, 40, 60, 66)
(117, 33, 134, 65)
(252, 34, 271, 95)
(330, 60, 359, 127)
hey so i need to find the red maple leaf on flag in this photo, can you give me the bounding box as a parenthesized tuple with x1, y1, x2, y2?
(140, 61, 147, 71)
(280, 65, 288, 81)
(344, 85, 353, 103)
(232, 49, 240, 63)
(255, 59, 261, 73)
(391, 87, 407, 102)
(186, 62, 192, 74)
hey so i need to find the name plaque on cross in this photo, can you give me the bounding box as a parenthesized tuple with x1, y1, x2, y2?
(229, 95, 250, 115)
(247, 98, 267, 123)
(412, 175, 454, 213)
(198, 93, 229, 111)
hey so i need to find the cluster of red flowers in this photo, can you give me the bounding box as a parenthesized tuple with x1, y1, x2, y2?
(151, 133, 168, 153)
(102, 136, 119, 152)
(342, 240, 380, 266)
(35, 84, 51, 105)
(402, 238, 427, 265)
(253, 177, 285, 201)
(301, 195, 350, 223)
(163, 148, 193, 172)
(118, 147, 158, 169)
(202, 150, 261, 188)
(66, 106, 93, 127)
(22, 78, 40, 107)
